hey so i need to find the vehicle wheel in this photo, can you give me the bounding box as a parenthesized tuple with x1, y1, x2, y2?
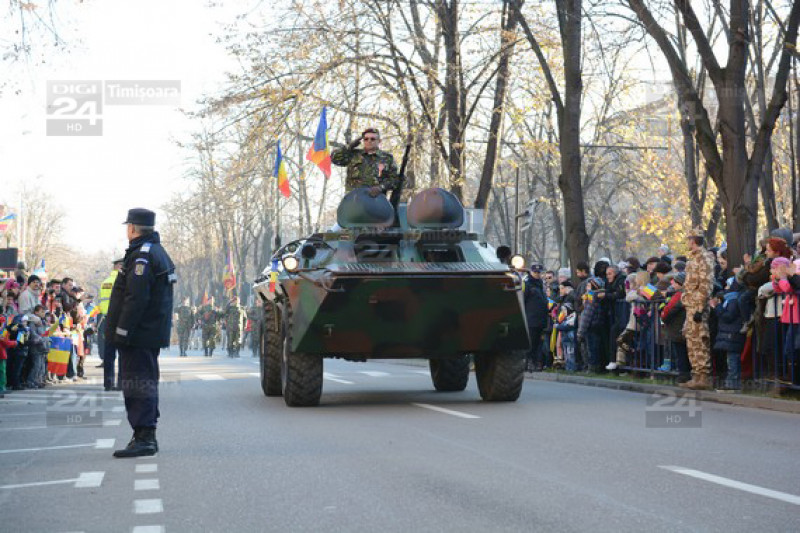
(429, 356, 470, 392)
(281, 305, 323, 407)
(474, 350, 525, 401)
(260, 301, 283, 397)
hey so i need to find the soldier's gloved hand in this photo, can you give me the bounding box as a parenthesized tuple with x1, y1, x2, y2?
(348, 138, 361, 150)
(368, 185, 382, 197)
(693, 311, 703, 323)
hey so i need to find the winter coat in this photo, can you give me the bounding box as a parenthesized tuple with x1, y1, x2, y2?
(713, 291, 746, 353)
(523, 276, 549, 330)
(27, 315, 50, 355)
(0, 336, 16, 360)
(774, 277, 800, 325)
(661, 290, 686, 343)
(606, 275, 629, 333)
(17, 288, 41, 315)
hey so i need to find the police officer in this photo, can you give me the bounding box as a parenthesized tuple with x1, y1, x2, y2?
(98, 259, 123, 385)
(106, 208, 175, 458)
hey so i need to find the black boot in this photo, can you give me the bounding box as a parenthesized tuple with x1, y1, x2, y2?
(113, 427, 157, 458)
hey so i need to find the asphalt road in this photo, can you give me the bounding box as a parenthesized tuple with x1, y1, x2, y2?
(1, 347, 799, 533)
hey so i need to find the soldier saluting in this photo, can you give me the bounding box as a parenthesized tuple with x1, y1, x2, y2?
(331, 128, 400, 197)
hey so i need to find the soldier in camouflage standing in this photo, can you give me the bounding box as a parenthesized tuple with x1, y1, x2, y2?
(174, 297, 194, 357)
(198, 297, 219, 357)
(331, 128, 400, 196)
(224, 296, 246, 358)
(680, 228, 716, 390)
(246, 304, 264, 357)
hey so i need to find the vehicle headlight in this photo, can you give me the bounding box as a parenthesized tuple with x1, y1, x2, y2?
(510, 254, 526, 270)
(282, 256, 300, 272)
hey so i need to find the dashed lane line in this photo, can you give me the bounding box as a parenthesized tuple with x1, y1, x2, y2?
(660, 466, 800, 506)
(135, 464, 158, 474)
(323, 372, 355, 385)
(132, 526, 165, 533)
(135, 479, 160, 491)
(0, 439, 114, 454)
(195, 374, 225, 381)
(0, 471, 105, 490)
(134, 499, 164, 514)
(411, 403, 481, 419)
(359, 371, 390, 377)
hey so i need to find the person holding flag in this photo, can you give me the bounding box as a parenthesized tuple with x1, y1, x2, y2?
(331, 127, 400, 197)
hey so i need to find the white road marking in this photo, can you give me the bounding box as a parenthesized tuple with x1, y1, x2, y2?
(103, 419, 123, 427)
(135, 479, 160, 491)
(0, 412, 46, 417)
(247, 373, 260, 377)
(112, 406, 125, 412)
(660, 466, 800, 506)
(0, 398, 48, 404)
(74, 472, 105, 488)
(136, 464, 158, 474)
(0, 443, 94, 454)
(95, 439, 115, 449)
(359, 371, 390, 377)
(134, 499, 164, 514)
(196, 374, 225, 381)
(0, 471, 104, 490)
(412, 403, 481, 419)
(132, 526, 165, 533)
(323, 372, 354, 385)
(412, 370, 430, 375)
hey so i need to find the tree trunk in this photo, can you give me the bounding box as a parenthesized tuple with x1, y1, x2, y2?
(438, 0, 465, 201)
(475, 2, 518, 209)
(556, 0, 590, 273)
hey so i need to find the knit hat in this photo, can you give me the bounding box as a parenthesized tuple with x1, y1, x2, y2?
(27, 274, 40, 285)
(560, 280, 573, 288)
(670, 272, 686, 286)
(557, 268, 571, 279)
(771, 257, 791, 268)
(770, 227, 793, 246)
(673, 260, 686, 272)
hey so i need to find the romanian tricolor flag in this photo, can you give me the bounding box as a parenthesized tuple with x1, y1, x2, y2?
(47, 336, 72, 376)
(641, 283, 657, 300)
(0, 213, 16, 233)
(273, 141, 291, 198)
(305, 107, 331, 178)
(222, 249, 237, 293)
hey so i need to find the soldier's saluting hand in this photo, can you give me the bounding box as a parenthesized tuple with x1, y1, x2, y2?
(331, 128, 399, 197)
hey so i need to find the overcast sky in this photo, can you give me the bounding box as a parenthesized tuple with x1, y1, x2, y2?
(0, 0, 242, 257)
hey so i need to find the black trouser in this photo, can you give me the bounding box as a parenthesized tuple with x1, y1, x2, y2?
(103, 336, 117, 389)
(7, 346, 28, 388)
(527, 326, 544, 369)
(118, 346, 160, 429)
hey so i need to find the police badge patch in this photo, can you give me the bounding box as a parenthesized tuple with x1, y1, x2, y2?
(135, 263, 145, 276)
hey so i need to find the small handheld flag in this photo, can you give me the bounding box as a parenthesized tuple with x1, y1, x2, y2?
(641, 283, 657, 300)
(273, 141, 291, 198)
(0, 213, 16, 233)
(47, 336, 73, 376)
(306, 107, 332, 178)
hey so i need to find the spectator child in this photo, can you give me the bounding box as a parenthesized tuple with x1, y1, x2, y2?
(712, 279, 746, 392)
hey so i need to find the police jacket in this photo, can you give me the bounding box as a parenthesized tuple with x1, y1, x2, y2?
(106, 232, 176, 349)
(523, 275, 549, 330)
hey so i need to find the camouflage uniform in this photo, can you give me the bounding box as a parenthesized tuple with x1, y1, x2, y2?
(175, 304, 194, 357)
(681, 243, 715, 386)
(198, 304, 220, 357)
(246, 305, 264, 357)
(224, 301, 247, 357)
(330, 147, 400, 193)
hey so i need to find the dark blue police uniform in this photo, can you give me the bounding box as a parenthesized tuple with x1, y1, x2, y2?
(106, 208, 175, 457)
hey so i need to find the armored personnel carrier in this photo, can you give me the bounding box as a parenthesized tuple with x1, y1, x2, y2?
(253, 187, 530, 406)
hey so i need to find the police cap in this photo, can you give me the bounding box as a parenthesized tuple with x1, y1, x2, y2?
(123, 208, 156, 226)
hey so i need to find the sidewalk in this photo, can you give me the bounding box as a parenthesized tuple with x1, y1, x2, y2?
(529, 371, 800, 415)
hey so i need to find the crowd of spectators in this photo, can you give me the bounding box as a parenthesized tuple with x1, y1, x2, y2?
(522, 227, 800, 393)
(0, 268, 98, 398)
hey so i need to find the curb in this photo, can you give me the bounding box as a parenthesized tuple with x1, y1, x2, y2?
(528, 372, 800, 415)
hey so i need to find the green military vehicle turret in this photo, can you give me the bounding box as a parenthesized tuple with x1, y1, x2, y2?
(253, 187, 530, 406)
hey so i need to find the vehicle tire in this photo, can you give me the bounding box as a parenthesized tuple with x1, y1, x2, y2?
(474, 350, 525, 401)
(260, 301, 283, 397)
(281, 305, 323, 407)
(429, 356, 470, 392)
